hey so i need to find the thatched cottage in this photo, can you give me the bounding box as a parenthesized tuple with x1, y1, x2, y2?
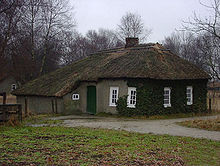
(13, 38, 210, 116)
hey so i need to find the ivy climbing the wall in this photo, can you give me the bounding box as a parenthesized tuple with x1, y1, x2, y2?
(116, 78, 208, 116)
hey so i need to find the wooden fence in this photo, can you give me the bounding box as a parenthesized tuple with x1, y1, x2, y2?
(0, 95, 17, 104)
(0, 92, 17, 104)
(0, 104, 22, 122)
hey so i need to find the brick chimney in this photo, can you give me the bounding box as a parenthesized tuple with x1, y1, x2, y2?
(125, 37, 139, 48)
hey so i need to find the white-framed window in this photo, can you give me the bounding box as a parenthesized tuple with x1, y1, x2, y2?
(127, 87, 137, 108)
(11, 84, 16, 91)
(72, 94, 79, 100)
(186, 86, 193, 105)
(164, 87, 171, 107)
(109, 87, 119, 106)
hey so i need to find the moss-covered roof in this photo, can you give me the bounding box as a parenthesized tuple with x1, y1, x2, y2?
(12, 44, 210, 97)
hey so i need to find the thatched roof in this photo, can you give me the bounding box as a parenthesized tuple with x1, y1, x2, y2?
(12, 43, 210, 97)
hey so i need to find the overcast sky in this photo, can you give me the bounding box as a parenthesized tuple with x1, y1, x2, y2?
(71, 0, 211, 43)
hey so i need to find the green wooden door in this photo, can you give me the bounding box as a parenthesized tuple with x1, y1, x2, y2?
(87, 86, 96, 114)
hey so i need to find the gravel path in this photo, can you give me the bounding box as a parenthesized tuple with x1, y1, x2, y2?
(50, 115, 220, 141)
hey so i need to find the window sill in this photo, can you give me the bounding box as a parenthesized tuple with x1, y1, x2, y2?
(127, 105, 136, 108)
(164, 104, 171, 108)
(109, 104, 116, 107)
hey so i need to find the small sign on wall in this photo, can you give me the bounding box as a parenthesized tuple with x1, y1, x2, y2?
(72, 94, 79, 100)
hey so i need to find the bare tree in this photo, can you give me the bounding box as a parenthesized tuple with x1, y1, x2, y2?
(11, 36, 36, 84)
(38, 0, 75, 75)
(117, 12, 152, 42)
(0, 0, 23, 59)
(0, 0, 26, 82)
(163, 32, 182, 56)
(183, 0, 220, 80)
(184, 0, 220, 39)
(163, 31, 218, 80)
(0, 0, 76, 84)
(86, 28, 123, 52)
(0, 0, 77, 84)
(0, 0, 22, 14)
(198, 34, 220, 79)
(61, 29, 123, 66)
(60, 31, 89, 65)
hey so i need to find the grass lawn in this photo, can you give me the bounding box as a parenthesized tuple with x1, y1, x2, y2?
(177, 116, 220, 131)
(0, 125, 219, 165)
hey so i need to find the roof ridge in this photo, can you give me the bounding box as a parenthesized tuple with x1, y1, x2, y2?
(90, 43, 172, 55)
(90, 46, 125, 55)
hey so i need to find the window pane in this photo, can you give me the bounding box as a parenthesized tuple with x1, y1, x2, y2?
(164, 100, 169, 104)
(164, 88, 171, 106)
(164, 90, 169, 94)
(128, 88, 137, 107)
(186, 87, 193, 105)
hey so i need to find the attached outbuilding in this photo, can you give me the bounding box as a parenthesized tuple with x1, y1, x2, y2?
(207, 82, 220, 112)
(13, 38, 210, 116)
(0, 74, 17, 104)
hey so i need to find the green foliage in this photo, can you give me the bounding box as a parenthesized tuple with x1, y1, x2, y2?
(116, 79, 208, 116)
(116, 96, 137, 116)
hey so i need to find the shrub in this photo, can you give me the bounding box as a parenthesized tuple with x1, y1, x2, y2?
(116, 96, 139, 116)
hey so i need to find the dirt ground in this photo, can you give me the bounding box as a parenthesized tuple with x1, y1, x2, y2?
(48, 115, 220, 141)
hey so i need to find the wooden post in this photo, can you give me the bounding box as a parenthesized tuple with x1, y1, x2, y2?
(55, 98, 58, 114)
(25, 97, 28, 117)
(3, 92, 6, 104)
(51, 99, 54, 113)
(0, 92, 6, 104)
(209, 98, 212, 113)
(18, 104, 22, 122)
(2, 105, 6, 121)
